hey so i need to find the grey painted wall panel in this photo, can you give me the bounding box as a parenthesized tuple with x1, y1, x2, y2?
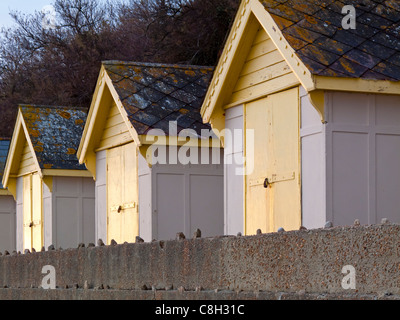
(43, 181, 53, 248)
(16, 177, 23, 253)
(52, 177, 95, 249)
(95, 150, 107, 243)
(190, 175, 224, 237)
(300, 90, 326, 229)
(152, 146, 224, 241)
(155, 173, 185, 241)
(224, 105, 244, 235)
(326, 92, 400, 226)
(138, 152, 152, 242)
(0, 195, 16, 252)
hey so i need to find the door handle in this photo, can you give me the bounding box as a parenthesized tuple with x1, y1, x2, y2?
(264, 178, 270, 188)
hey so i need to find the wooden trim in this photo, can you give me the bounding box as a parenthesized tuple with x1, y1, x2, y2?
(77, 69, 107, 164)
(2, 109, 42, 188)
(138, 135, 223, 148)
(19, 113, 42, 179)
(103, 74, 141, 147)
(250, 0, 314, 91)
(224, 75, 299, 109)
(0, 189, 12, 196)
(42, 169, 93, 178)
(314, 76, 400, 95)
(201, 0, 253, 122)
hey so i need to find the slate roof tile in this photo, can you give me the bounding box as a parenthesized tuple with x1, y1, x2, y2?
(103, 61, 213, 137)
(330, 57, 369, 77)
(0, 139, 10, 189)
(343, 49, 381, 69)
(20, 105, 87, 171)
(358, 40, 396, 59)
(259, 0, 400, 81)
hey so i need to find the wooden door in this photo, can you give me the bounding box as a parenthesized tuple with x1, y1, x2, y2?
(245, 87, 301, 234)
(23, 173, 43, 251)
(107, 142, 138, 244)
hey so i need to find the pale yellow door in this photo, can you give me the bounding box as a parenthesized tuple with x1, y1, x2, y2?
(107, 142, 138, 244)
(22, 173, 43, 251)
(245, 87, 301, 234)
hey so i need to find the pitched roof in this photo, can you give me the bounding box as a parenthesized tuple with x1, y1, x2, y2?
(260, 0, 400, 81)
(103, 61, 214, 136)
(0, 138, 10, 189)
(20, 105, 87, 170)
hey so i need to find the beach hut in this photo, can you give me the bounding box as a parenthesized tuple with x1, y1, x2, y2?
(2, 106, 95, 252)
(201, 0, 400, 234)
(78, 61, 224, 244)
(0, 138, 16, 252)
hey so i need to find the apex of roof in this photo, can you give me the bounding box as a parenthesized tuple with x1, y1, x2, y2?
(19, 105, 87, 170)
(102, 61, 214, 136)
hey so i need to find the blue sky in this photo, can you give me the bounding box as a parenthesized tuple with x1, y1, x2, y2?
(0, 0, 54, 29)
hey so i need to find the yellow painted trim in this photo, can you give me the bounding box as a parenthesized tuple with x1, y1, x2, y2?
(0, 189, 12, 196)
(103, 73, 141, 147)
(2, 109, 42, 188)
(42, 169, 93, 178)
(209, 109, 226, 148)
(138, 135, 223, 148)
(308, 90, 326, 123)
(250, 0, 314, 91)
(139, 145, 153, 168)
(84, 151, 97, 180)
(43, 176, 53, 193)
(77, 68, 107, 164)
(224, 80, 299, 110)
(19, 113, 43, 179)
(16, 169, 39, 178)
(7, 178, 17, 200)
(201, 0, 254, 122)
(2, 110, 23, 188)
(314, 75, 400, 95)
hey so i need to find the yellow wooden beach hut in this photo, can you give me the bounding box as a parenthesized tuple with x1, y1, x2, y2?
(2, 106, 95, 252)
(201, 0, 400, 235)
(0, 138, 16, 252)
(78, 61, 224, 244)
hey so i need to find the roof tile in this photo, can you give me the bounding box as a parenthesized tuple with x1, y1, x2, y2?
(260, 0, 400, 81)
(103, 61, 213, 137)
(330, 57, 369, 77)
(343, 49, 381, 69)
(20, 106, 87, 171)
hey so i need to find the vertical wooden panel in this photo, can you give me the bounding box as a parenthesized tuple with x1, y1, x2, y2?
(268, 88, 301, 231)
(96, 150, 107, 242)
(31, 173, 43, 250)
(245, 98, 270, 234)
(138, 151, 152, 242)
(107, 146, 123, 244)
(0, 196, 16, 252)
(245, 87, 301, 234)
(16, 177, 24, 252)
(122, 143, 138, 243)
(224, 105, 244, 235)
(22, 175, 32, 250)
(107, 142, 138, 244)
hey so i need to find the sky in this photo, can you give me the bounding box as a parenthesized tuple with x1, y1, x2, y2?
(0, 0, 54, 29)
